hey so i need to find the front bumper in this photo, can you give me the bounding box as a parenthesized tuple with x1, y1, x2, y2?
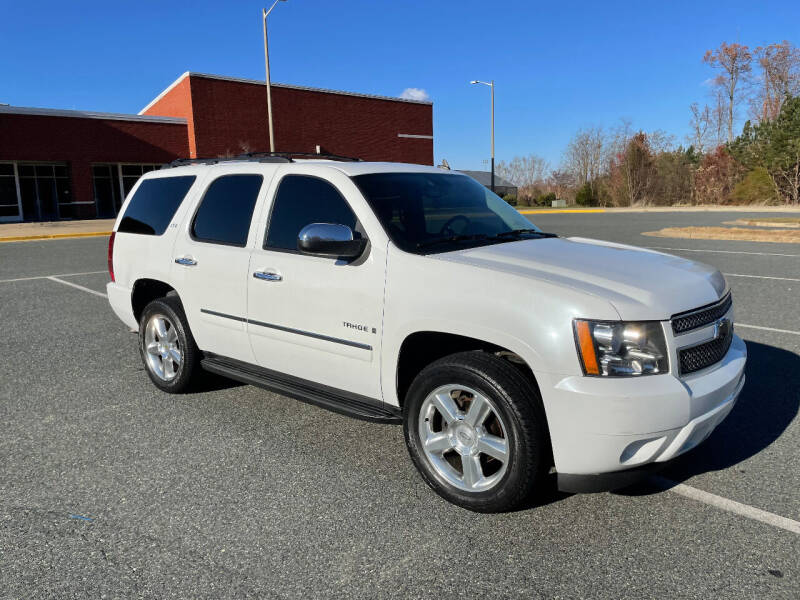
(544, 334, 746, 492)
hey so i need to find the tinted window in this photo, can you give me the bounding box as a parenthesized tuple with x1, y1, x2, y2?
(265, 175, 358, 251)
(353, 173, 537, 254)
(192, 174, 263, 246)
(118, 176, 195, 235)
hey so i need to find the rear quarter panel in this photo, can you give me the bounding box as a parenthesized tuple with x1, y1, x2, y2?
(110, 169, 210, 306)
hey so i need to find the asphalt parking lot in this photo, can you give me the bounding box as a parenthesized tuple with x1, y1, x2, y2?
(1, 210, 798, 599)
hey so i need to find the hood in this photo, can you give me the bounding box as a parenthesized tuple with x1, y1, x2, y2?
(435, 236, 727, 321)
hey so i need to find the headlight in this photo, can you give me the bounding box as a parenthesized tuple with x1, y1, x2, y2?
(573, 320, 668, 376)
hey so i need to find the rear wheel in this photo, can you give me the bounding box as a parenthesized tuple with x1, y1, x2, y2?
(138, 296, 200, 393)
(403, 351, 549, 512)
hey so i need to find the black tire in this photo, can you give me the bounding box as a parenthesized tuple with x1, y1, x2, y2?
(403, 351, 550, 513)
(138, 295, 201, 393)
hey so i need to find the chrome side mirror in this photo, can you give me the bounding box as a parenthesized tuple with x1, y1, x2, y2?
(297, 223, 366, 259)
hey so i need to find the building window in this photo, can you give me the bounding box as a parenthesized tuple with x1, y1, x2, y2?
(93, 164, 123, 219)
(92, 163, 162, 219)
(121, 164, 160, 197)
(0, 163, 21, 222)
(17, 163, 73, 221)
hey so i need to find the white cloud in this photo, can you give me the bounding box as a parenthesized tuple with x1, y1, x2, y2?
(400, 87, 430, 101)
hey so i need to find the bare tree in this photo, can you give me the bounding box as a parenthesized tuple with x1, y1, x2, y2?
(563, 126, 607, 196)
(688, 102, 712, 152)
(752, 41, 800, 122)
(647, 129, 676, 154)
(548, 170, 573, 200)
(710, 88, 728, 148)
(703, 42, 753, 142)
(606, 119, 633, 161)
(495, 154, 550, 189)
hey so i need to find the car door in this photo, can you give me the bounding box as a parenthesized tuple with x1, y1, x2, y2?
(246, 166, 386, 400)
(171, 167, 271, 363)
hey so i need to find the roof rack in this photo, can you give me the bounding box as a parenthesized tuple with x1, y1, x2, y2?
(163, 155, 289, 169)
(238, 151, 361, 162)
(162, 151, 361, 169)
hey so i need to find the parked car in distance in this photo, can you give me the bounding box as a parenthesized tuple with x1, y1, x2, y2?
(107, 154, 746, 512)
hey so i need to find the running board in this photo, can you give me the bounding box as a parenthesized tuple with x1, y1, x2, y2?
(200, 354, 402, 424)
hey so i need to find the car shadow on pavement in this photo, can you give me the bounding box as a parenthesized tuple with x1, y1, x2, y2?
(195, 370, 246, 392)
(618, 340, 800, 494)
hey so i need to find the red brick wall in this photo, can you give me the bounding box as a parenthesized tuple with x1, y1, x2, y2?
(1, 73, 432, 221)
(145, 75, 433, 164)
(0, 113, 189, 217)
(141, 77, 197, 157)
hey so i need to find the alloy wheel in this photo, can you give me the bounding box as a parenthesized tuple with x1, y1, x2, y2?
(418, 384, 509, 492)
(143, 314, 182, 381)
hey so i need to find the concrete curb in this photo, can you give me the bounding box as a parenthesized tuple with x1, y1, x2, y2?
(519, 209, 605, 214)
(0, 231, 111, 243)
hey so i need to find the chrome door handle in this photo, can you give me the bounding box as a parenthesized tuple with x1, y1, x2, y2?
(174, 257, 197, 266)
(253, 271, 282, 282)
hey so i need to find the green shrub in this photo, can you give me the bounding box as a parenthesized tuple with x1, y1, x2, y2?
(535, 192, 557, 206)
(730, 168, 780, 205)
(502, 194, 517, 206)
(574, 183, 597, 206)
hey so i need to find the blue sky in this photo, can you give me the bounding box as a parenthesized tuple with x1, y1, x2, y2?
(2, 0, 798, 170)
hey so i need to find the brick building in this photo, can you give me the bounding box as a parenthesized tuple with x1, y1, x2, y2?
(0, 72, 434, 222)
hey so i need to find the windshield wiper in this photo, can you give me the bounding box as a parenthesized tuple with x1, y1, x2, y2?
(491, 229, 559, 239)
(416, 230, 558, 251)
(416, 233, 490, 249)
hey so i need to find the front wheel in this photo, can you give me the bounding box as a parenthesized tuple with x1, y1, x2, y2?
(138, 296, 201, 393)
(403, 351, 550, 512)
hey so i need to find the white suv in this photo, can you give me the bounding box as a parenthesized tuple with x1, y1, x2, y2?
(107, 154, 746, 512)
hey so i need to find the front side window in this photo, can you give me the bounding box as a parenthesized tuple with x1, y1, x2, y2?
(265, 175, 358, 251)
(192, 174, 263, 246)
(118, 176, 196, 235)
(353, 173, 540, 254)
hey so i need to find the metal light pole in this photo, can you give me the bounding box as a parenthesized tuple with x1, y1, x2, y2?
(470, 80, 495, 192)
(262, 0, 287, 153)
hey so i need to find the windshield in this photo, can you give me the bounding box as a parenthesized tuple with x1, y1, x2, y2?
(352, 172, 541, 254)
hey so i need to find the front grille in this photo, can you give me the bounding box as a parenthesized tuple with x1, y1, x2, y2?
(679, 326, 733, 374)
(672, 293, 732, 334)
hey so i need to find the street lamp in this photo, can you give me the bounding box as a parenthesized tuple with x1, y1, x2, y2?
(262, 0, 287, 153)
(470, 80, 495, 192)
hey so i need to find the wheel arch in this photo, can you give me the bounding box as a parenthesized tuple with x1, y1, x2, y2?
(395, 330, 543, 411)
(131, 278, 179, 323)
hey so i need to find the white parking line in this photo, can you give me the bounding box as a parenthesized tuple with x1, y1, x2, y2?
(47, 276, 107, 298)
(648, 246, 800, 257)
(0, 270, 107, 284)
(724, 272, 800, 282)
(651, 476, 800, 535)
(737, 323, 800, 336)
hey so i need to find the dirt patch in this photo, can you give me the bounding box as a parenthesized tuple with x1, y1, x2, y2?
(642, 226, 800, 243)
(723, 218, 800, 228)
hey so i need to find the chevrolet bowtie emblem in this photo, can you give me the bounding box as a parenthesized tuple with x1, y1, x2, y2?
(713, 317, 731, 340)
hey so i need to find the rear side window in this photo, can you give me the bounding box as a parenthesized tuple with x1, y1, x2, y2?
(118, 176, 196, 235)
(265, 175, 357, 251)
(191, 174, 263, 246)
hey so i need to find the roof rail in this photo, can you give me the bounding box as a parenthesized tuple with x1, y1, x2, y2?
(162, 155, 290, 169)
(162, 151, 361, 169)
(237, 151, 362, 162)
